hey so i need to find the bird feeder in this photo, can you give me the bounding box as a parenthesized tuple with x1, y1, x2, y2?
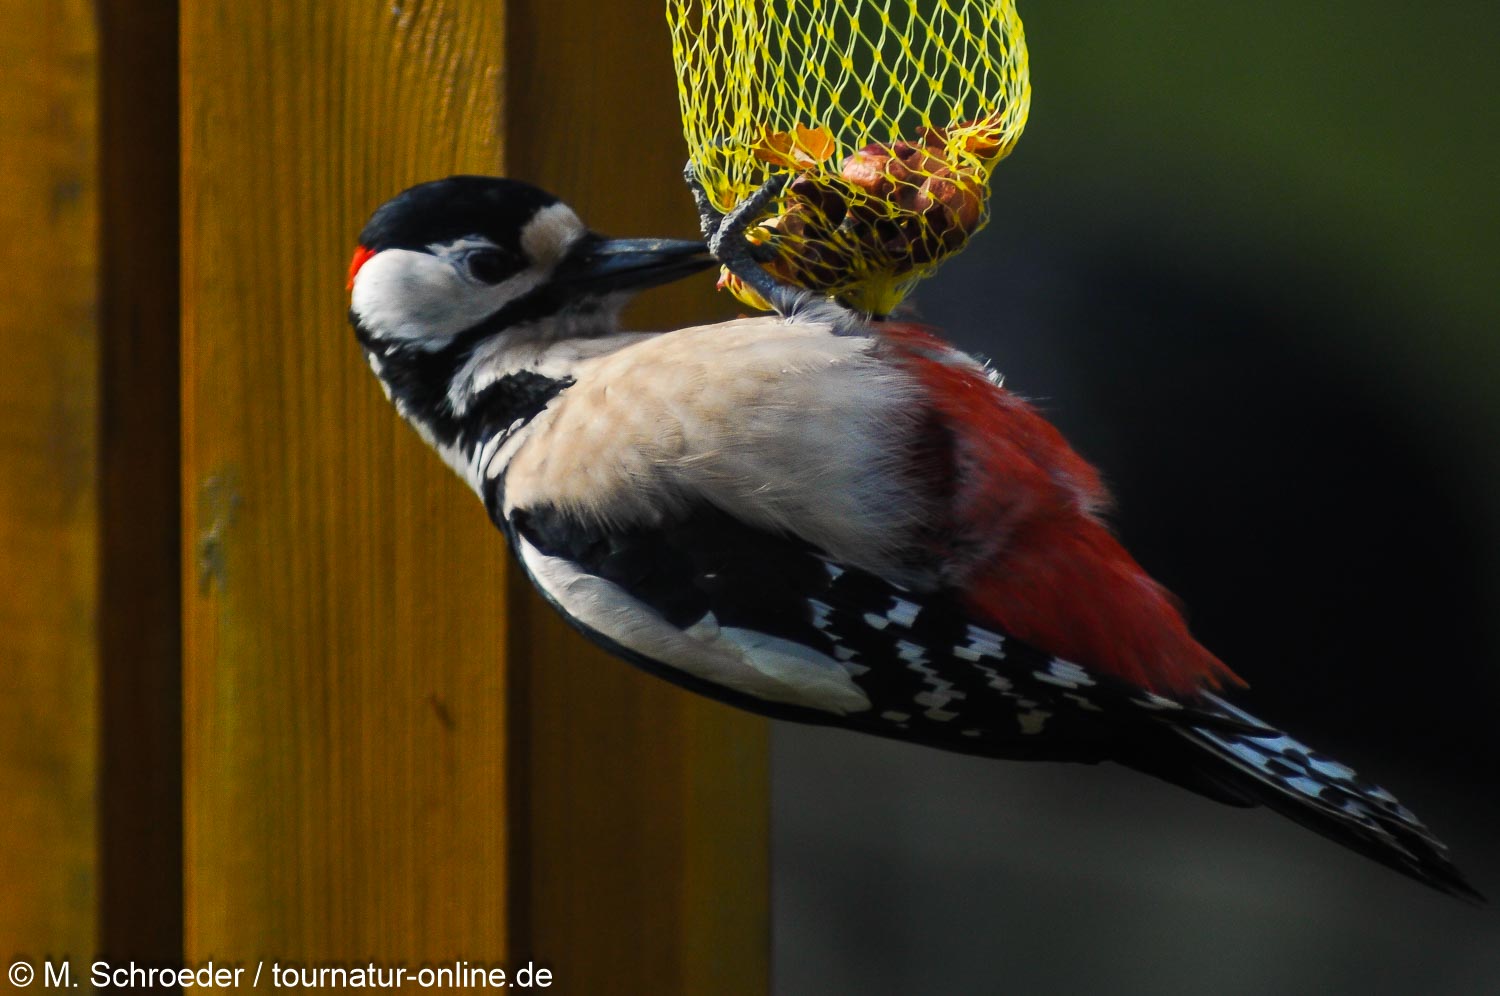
(668, 0, 1030, 315)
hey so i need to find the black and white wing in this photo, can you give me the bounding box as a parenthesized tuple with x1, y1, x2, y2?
(506, 499, 1255, 762)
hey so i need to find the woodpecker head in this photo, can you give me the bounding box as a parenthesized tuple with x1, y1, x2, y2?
(348, 176, 713, 450)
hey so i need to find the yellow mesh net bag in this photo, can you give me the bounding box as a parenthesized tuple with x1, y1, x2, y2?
(668, 0, 1030, 315)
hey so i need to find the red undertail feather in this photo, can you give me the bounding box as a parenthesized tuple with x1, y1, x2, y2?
(879, 324, 1243, 698)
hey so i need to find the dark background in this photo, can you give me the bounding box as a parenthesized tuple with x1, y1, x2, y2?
(770, 2, 1500, 992)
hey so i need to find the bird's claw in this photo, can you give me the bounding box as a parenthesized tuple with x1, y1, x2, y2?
(683, 160, 723, 242)
(683, 168, 803, 316)
(705, 173, 786, 259)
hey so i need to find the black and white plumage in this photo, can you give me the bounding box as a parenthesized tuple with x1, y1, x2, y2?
(348, 175, 1481, 902)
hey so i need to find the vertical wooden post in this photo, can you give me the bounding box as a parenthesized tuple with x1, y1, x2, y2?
(180, 0, 769, 987)
(181, 1, 513, 962)
(1, 0, 183, 971)
(0, 0, 100, 966)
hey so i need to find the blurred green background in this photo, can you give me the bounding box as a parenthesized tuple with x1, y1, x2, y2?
(773, 2, 1500, 993)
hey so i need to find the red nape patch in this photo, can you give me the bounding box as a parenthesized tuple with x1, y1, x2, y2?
(347, 244, 376, 291)
(877, 322, 1243, 698)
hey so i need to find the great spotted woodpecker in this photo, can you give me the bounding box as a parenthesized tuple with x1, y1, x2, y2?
(348, 174, 1480, 901)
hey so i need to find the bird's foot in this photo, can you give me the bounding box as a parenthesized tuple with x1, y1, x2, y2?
(683, 160, 725, 242)
(700, 173, 805, 317)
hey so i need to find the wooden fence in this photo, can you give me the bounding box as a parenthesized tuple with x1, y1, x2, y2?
(1, 1, 767, 991)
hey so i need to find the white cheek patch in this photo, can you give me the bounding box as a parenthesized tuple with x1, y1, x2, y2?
(518, 536, 871, 715)
(520, 203, 586, 264)
(351, 247, 550, 346)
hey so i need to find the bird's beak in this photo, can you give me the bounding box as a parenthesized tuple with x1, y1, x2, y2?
(559, 237, 715, 295)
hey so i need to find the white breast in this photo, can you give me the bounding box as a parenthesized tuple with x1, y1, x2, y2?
(501, 315, 932, 579)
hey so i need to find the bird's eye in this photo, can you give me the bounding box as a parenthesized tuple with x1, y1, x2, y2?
(464, 249, 516, 285)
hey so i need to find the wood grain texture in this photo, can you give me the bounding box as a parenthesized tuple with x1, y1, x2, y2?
(181, 1, 512, 962)
(504, 1, 771, 991)
(0, 0, 99, 964)
(182, 0, 768, 986)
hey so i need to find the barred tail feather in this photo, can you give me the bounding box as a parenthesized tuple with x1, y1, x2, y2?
(1172, 694, 1483, 902)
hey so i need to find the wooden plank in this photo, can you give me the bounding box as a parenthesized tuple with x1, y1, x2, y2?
(181, 1, 513, 962)
(503, 1, 770, 990)
(0, 0, 99, 965)
(182, 0, 768, 986)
